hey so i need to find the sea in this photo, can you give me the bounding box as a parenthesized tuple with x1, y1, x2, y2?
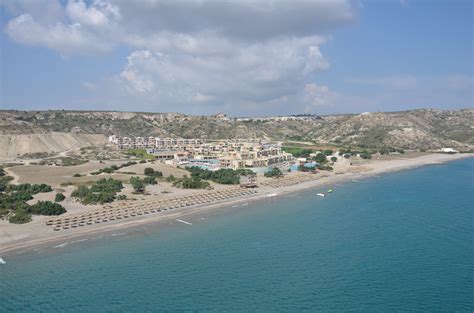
(1, 158, 473, 312)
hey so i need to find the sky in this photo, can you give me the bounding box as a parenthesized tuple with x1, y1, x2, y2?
(0, 0, 472, 116)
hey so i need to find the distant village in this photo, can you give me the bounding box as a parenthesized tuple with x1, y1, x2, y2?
(108, 135, 296, 171)
(109, 135, 462, 174)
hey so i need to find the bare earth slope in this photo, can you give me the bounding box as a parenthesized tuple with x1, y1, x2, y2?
(0, 109, 472, 155)
(0, 133, 107, 159)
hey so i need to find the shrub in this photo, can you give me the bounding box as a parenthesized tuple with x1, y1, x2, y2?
(264, 167, 283, 178)
(55, 193, 65, 202)
(173, 176, 210, 189)
(144, 167, 154, 176)
(90, 178, 123, 193)
(71, 178, 124, 205)
(143, 176, 157, 185)
(139, 160, 147, 163)
(29, 201, 66, 215)
(9, 210, 32, 224)
(323, 149, 333, 156)
(8, 183, 52, 194)
(0, 176, 14, 192)
(330, 156, 337, 162)
(185, 167, 252, 185)
(144, 167, 163, 177)
(0, 208, 9, 218)
(317, 164, 333, 171)
(313, 153, 327, 163)
(73, 173, 81, 177)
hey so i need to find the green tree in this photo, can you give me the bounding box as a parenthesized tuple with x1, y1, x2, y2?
(330, 156, 337, 162)
(323, 149, 333, 156)
(130, 177, 145, 193)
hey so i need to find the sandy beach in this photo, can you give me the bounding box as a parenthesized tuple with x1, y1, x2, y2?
(1, 153, 471, 256)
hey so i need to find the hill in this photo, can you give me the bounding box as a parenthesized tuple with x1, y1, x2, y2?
(0, 109, 472, 158)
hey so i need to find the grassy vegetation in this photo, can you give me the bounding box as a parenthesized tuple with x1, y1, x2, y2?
(124, 149, 155, 160)
(282, 146, 314, 158)
(71, 178, 124, 204)
(38, 157, 88, 166)
(186, 167, 254, 185)
(90, 161, 137, 175)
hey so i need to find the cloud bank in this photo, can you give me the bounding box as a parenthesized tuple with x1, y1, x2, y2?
(3, 0, 354, 114)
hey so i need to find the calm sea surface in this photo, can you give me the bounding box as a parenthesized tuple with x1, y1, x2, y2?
(1, 158, 473, 312)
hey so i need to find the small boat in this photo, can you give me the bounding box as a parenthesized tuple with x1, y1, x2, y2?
(327, 189, 333, 193)
(316, 193, 325, 197)
(0, 257, 6, 264)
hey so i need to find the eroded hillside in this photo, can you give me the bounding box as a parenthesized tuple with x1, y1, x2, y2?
(1, 109, 472, 155)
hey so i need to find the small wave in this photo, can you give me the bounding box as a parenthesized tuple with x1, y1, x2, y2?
(52, 242, 69, 248)
(70, 238, 89, 243)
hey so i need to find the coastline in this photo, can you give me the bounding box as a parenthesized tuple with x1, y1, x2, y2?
(1, 153, 472, 257)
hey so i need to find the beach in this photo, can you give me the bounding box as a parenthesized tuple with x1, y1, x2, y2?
(0, 152, 471, 256)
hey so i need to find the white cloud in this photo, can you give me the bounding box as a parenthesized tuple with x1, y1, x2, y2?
(5, 13, 114, 55)
(66, 0, 120, 27)
(115, 36, 330, 108)
(120, 50, 155, 93)
(3, 0, 355, 113)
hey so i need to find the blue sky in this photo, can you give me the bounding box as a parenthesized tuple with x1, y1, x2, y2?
(0, 0, 472, 116)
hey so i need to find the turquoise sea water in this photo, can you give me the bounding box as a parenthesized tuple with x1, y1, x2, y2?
(1, 158, 473, 312)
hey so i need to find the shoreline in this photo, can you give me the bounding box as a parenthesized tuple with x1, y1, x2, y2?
(1, 153, 472, 257)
